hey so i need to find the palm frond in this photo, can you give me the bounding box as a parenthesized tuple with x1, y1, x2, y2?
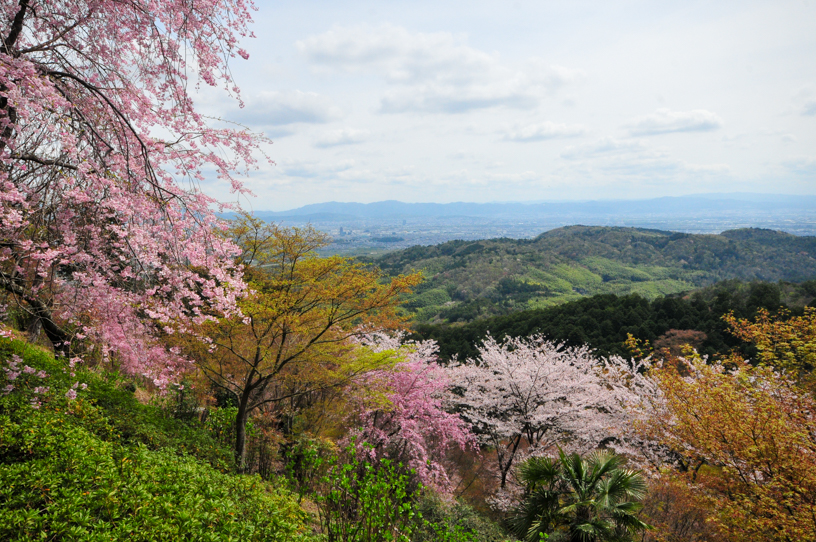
(511, 450, 651, 542)
(519, 456, 560, 488)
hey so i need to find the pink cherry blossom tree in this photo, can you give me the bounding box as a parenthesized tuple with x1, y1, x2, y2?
(347, 333, 477, 494)
(0, 0, 262, 385)
(446, 334, 659, 491)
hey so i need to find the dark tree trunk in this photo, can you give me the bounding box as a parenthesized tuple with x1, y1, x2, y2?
(0, 276, 70, 356)
(26, 316, 41, 343)
(0, 0, 28, 150)
(235, 389, 252, 472)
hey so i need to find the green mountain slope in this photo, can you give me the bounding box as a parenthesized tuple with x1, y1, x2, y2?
(371, 226, 816, 323)
(410, 279, 816, 362)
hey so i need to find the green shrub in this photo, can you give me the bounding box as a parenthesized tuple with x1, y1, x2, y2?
(405, 288, 452, 309)
(0, 339, 235, 470)
(315, 449, 417, 542)
(0, 338, 315, 541)
(410, 494, 509, 542)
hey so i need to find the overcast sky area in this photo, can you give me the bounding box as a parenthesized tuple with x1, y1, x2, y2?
(195, 0, 816, 211)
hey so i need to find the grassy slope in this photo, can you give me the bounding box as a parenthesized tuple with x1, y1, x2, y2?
(371, 226, 816, 324)
(0, 337, 314, 542)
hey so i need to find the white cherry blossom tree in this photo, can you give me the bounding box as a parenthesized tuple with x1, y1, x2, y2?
(446, 334, 659, 490)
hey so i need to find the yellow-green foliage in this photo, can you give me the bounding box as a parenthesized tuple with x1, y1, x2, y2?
(523, 268, 574, 294)
(406, 288, 452, 309)
(580, 257, 657, 282)
(613, 279, 694, 298)
(525, 295, 584, 310)
(547, 264, 604, 290)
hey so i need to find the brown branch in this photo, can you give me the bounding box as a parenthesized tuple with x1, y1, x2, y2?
(2, 0, 29, 56)
(0, 271, 69, 353)
(13, 152, 78, 170)
(46, 69, 171, 201)
(19, 17, 85, 55)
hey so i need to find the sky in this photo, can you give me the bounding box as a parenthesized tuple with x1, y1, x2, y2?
(195, 0, 816, 211)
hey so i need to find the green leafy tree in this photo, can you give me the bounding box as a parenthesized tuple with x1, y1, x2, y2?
(509, 450, 651, 542)
(315, 445, 417, 542)
(180, 214, 421, 469)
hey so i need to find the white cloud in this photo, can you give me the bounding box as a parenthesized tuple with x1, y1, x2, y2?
(599, 157, 683, 177)
(685, 163, 731, 173)
(792, 86, 816, 116)
(277, 158, 356, 179)
(784, 157, 816, 175)
(502, 121, 586, 142)
(448, 150, 476, 160)
(314, 128, 370, 148)
(626, 109, 723, 136)
(582, 155, 730, 180)
(230, 91, 342, 127)
(560, 137, 730, 179)
(561, 137, 647, 160)
(297, 24, 584, 114)
(441, 168, 540, 188)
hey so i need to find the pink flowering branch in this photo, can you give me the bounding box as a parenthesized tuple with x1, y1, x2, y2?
(346, 333, 478, 494)
(0, 0, 265, 386)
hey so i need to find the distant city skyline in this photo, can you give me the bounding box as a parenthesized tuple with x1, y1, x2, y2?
(198, 0, 816, 211)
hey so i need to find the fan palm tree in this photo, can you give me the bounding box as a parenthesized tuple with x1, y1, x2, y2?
(509, 449, 652, 542)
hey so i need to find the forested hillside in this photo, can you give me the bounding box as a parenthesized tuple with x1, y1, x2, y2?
(411, 279, 816, 362)
(373, 226, 816, 323)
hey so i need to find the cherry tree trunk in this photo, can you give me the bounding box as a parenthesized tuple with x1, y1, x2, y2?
(235, 394, 251, 472)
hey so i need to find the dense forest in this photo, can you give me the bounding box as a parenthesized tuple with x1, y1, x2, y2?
(412, 279, 816, 361)
(372, 226, 816, 323)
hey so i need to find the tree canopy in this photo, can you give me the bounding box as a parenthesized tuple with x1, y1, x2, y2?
(646, 309, 816, 541)
(184, 214, 421, 468)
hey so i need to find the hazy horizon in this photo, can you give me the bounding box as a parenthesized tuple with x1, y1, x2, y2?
(196, 1, 815, 211)
(259, 192, 816, 213)
(237, 194, 816, 246)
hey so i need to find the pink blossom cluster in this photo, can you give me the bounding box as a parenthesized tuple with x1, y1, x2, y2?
(0, 0, 264, 386)
(1, 352, 50, 407)
(64, 380, 86, 400)
(2, 352, 47, 391)
(347, 333, 478, 494)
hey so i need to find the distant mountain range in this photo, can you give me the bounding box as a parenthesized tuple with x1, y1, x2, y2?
(254, 193, 816, 221)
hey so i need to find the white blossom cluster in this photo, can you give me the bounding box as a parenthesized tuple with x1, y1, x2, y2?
(445, 334, 664, 498)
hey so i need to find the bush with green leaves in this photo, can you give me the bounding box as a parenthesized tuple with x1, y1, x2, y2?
(0, 338, 236, 469)
(315, 447, 418, 542)
(410, 494, 509, 542)
(0, 338, 315, 541)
